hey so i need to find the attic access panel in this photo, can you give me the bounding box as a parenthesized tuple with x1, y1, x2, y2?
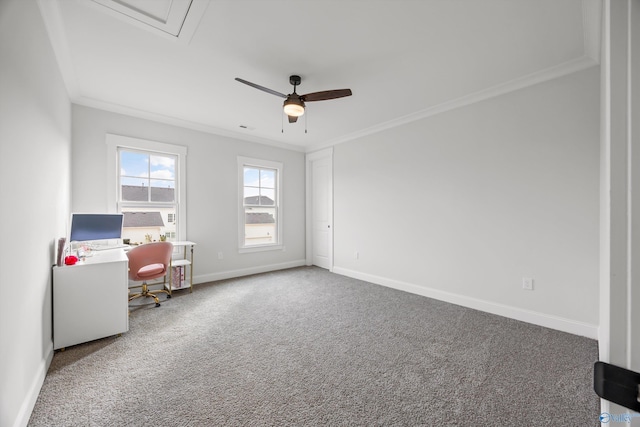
(91, 0, 195, 37)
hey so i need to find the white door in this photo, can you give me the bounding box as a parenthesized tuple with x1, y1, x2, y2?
(307, 149, 333, 270)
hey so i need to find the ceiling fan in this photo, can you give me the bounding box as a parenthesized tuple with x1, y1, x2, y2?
(235, 75, 352, 123)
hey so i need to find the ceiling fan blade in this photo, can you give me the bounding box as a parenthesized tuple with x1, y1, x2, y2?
(288, 115, 299, 123)
(235, 78, 287, 99)
(302, 89, 352, 102)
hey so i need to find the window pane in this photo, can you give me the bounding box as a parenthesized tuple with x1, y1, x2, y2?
(149, 154, 175, 202)
(244, 207, 276, 246)
(150, 179, 175, 189)
(121, 177, 149, 201)
(150, 185, 175, 202)
(239, 158, 281, 249)
(150, 155, 175, 180)
(120, 151, 149, 178)
(121, 176, 148, 187)
(120, 150, 149, 201)
(121, 207, 176, 245)
(260, 188, 275, 205)
(118, 147, 181, 242)
(244, 168, 259, 187)
(244, 187, 259, 204)
(260, 169, 275, 188)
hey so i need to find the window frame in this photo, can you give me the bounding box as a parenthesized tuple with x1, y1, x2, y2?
(238, 156, 283, 253)
(107, 134, 187, 241)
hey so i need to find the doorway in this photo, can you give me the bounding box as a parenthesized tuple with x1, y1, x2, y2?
(306, 148, 333, 270)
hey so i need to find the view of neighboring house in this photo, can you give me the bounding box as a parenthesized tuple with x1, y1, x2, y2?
(243, 195, 276, 245)
(119, 186, 276, 245)
(122, 211, 167, 244)
(245, 211, 276, 245)
(121, 185, 176, 243)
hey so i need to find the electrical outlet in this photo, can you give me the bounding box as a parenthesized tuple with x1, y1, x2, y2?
(522, 277, 534, 290)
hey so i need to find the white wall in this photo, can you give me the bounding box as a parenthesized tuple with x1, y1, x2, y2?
(333, 67, 600, 337)
(0, 1, 71, 426)
(71, 105, 306, 282)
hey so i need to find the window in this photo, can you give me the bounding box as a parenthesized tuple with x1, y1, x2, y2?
(107, 135, 187, 245)
(238, 157, 282, 251)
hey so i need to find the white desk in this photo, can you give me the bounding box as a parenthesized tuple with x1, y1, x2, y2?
(53, 248, 129, 350)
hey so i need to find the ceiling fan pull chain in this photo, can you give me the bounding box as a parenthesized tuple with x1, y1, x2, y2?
(305, 111, 308, 134)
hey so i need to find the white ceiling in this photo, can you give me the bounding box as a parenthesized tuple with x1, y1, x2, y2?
(38, 0, 601, 152)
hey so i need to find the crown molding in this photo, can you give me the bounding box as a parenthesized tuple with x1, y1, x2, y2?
(38, 0, 210, 99)
(75, 54, 598, 155)
(582, 0, 602, 63)
(38, 0, 600, 155)
(72, 96, 306, 152)
(309, 55, 599, 153)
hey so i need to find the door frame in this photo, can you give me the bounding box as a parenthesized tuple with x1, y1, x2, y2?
(305, 147, 333, 270)
(599, 0, 640, 419)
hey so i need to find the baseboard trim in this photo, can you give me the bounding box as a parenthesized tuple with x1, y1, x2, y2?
(13, 342, 54, 427)
(332, 267, 598, 340)
(193, 259, 307, 284)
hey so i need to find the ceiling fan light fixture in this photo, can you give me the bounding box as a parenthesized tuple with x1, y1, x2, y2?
(235, 75, 352, 124)
(283, 98, 305, 117)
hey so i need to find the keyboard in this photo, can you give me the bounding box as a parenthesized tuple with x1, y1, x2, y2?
(91, 244, 130, 251)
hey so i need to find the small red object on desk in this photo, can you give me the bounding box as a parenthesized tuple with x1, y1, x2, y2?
(64, 255, 78, 265)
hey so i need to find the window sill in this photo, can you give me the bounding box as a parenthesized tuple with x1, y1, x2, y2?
(239, 244, 283, 254)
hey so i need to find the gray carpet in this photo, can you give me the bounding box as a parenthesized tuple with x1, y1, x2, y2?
(29, 267, 599, 426)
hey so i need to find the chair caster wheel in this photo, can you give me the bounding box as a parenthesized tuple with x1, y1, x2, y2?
(167, 294, 171, 299)
(155, 302, 161, 307)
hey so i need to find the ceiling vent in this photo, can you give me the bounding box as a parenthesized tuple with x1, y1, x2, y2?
(90, 0, 208, 39)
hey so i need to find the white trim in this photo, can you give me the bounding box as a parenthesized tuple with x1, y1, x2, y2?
(12, 343, 53, 427)
(176, 0, 210, 44)
(238, 244, 283, 254)
(599, 0, 612, 364)
(628, 0, 640, 375)
(598, 1, 640, 418)
(106, 134, 187, 240)
(79, 0, 209, 43)
(308, 56, 599, 152)
(305, 147, 334, 162)
(106, 134, 187, 156)
(89, 0, 190, 37)
(193, 259, 306, 283)
(237, 156, 283, 252)
(74, 96, 305, 152)
(39, 0, 599, 154)
(333, 267, 599, 340)
(582, 0, 603, 63)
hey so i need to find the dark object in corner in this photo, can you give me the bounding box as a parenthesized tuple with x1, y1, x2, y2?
(594, 361, 640, 412)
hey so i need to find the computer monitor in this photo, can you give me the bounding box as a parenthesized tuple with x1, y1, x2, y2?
(69, 213, 124, 242)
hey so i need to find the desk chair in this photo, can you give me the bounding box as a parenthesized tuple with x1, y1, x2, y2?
(127, 242, 173, 307)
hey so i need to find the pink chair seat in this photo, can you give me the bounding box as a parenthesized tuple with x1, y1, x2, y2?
(137, 263, 165, 278)
(126, 242, 173, 307)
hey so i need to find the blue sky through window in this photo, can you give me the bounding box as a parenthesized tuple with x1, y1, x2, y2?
(244, 167, 276, 204)
(120, 150, 175, 188)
